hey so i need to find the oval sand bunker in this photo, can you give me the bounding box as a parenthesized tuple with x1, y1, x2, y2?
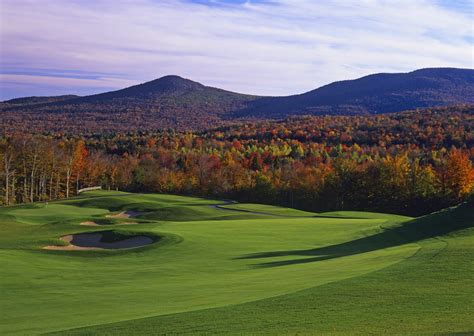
(44, 231, 155, 251)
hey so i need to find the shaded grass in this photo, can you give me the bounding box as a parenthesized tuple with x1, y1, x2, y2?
(238, 201, 473, 268)
(219, 203, 318, 217)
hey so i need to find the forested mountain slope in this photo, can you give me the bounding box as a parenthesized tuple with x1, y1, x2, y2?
(234, 68, 474, 118)
(1, 68, 473, 132)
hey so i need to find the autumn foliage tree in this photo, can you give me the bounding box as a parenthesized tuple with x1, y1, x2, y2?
(1, 106, 473, 215)
(438, 150, 474, 201)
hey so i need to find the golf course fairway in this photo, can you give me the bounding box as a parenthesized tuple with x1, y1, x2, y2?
(0, 191, 472, 335)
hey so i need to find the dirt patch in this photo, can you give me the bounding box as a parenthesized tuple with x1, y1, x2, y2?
(106, 210, 143, 219)
(44, 232, 154, 251)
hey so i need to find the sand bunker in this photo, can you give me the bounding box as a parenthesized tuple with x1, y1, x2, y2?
(44, 231, 154, 251)
(106, 210, 143, 219)
(80, 221, 99, 226)
(80, 221, 137, 226)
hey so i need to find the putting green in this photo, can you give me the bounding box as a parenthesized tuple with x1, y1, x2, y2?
(0, 191, 472, 335)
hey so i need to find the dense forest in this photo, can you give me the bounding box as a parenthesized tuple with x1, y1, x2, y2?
(1, 105, 473, 215)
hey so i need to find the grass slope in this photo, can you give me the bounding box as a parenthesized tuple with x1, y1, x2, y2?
(0, 191, 472, 335)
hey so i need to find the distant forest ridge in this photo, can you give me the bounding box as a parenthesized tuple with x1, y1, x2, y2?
(1, 67, 473, 132)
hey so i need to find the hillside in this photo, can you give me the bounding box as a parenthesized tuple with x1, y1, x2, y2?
(0, 76, 258, 132)
(1, 68, 473, 132)
(1, 95, 79, 107)
(234, 67, 474, 118)
(68, 75, 258, 109)
(207, 104, 474, 150)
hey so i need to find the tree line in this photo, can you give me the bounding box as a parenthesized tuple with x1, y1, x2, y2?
(1, 126, 473, 216)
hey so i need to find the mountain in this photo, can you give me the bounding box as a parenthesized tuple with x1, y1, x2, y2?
(0, 75, 258, 132)
(233, 68, 474, 118)
(1, 68, 473, 133)
(71, 75, 257, 106)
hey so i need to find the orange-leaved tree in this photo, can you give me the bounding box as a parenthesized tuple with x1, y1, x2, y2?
(439, 149, 474, 200)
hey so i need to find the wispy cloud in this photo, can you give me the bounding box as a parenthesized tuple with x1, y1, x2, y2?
(0, 0, 472, 99)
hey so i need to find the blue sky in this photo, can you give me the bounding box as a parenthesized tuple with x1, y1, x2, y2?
(0, 0, 473, 100)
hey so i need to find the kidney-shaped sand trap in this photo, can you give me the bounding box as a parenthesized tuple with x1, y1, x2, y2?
(44, 231, 155, 251)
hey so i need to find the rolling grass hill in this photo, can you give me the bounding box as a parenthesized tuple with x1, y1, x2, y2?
(0, 191, 472, 335)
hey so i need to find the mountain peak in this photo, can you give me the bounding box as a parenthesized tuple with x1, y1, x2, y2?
(157, 75, 189, 81)
(146, 75, 204, 92)
(70, 75, 207, 103)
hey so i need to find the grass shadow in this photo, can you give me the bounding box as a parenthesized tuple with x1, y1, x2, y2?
(237, 201, 474, 268)
(215, 205, 368, 219)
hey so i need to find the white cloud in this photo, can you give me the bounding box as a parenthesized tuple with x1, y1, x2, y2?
(0, 74, 138, 89)
(0, 0, 473, 99)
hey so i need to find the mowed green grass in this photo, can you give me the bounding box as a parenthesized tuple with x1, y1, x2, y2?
(0, 191, 472, 335)
(218, 203, 318, 217)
